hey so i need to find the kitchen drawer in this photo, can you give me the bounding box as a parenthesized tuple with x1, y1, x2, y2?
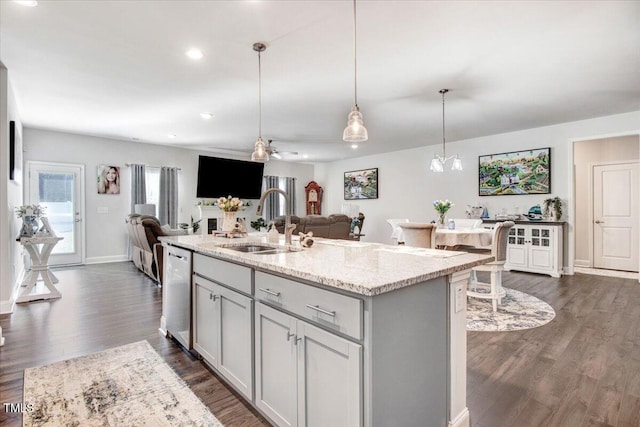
(255, 271, 363, 340)
(194, 253, 252, 295)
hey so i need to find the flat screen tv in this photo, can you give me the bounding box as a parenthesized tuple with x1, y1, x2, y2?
(196, 156, 265, 199)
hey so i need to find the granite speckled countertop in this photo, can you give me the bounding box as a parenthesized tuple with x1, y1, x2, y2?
(160, 234, 493, 296)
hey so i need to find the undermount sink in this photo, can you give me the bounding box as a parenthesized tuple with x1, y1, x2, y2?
(221, 243, 300, 255)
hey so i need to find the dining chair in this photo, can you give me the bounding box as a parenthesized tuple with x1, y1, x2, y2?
(397, 222, 437, 248)
(467, 221, 515, 312)
(386, 218, 409, 244)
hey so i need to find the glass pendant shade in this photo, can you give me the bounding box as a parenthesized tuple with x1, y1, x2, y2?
(343, 106, 368, 142)
(430, 157, 444, 173)
(251, 137, 269, 162)
(451, 156, 463, 171)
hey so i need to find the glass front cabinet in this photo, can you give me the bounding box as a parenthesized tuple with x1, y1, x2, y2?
(504, 223, 563, 277)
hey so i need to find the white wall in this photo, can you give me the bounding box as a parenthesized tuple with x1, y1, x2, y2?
(0, 66, 25, 315)
(23, 128, 314, 263)
(316, 111, 640, 272)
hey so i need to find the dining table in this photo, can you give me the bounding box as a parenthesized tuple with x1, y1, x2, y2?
(435, 227, 493, 249)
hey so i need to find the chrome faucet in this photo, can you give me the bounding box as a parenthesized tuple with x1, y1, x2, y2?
(256, 188, 296, 244)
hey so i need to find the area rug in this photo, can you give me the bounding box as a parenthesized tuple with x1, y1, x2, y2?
(23, 340, 223, 426)
(467, 287, 555, 332)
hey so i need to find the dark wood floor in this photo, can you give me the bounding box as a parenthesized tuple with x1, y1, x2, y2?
(1, 262, 639, 426)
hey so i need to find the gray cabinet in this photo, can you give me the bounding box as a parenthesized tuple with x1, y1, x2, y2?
(255, 303, 362, 427)
(192, 274, 253, 400)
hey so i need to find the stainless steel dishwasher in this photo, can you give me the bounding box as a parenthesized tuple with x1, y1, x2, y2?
(164, 245, 192, 350)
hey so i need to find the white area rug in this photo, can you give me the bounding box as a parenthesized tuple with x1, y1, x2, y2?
(23, 340, 222, 426)
(467, 287, 555, 332)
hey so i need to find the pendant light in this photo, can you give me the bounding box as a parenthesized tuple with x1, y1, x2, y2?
(251, 42, 269, 162)
(343, 0, 368, 143)
(430, 89, 462, 172)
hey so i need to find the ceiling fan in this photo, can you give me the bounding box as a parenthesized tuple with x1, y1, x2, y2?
(206, 139, 298, 160)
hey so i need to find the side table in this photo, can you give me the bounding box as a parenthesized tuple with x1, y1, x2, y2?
(17, 235, 64, 303)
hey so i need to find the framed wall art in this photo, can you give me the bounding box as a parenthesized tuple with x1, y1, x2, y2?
(479, 147, 550, 196)
(344, 168, 378, 200)
(97, 165, 121, 195)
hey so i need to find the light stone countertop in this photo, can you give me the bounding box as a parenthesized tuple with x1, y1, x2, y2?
(160, 233, 493, 296)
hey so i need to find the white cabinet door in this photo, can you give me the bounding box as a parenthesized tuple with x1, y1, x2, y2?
(506, 225, 528, 269)
(193, 276, 219, 367)
(527, 226, 554, 272)
(218, 285, 253, 400)
(255, 303, 298, 427)
(297, 321, 362, 427)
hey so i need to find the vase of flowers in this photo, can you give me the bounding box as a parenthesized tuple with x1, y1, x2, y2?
(217, 196, 244, 232)
(433, 199, 454, 227)
(15, 204, 47, 239)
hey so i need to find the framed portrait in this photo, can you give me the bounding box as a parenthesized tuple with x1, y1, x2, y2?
(479, 148, 550, 196)
(97, 165, 121, 195)
(344, 168, 378, 200)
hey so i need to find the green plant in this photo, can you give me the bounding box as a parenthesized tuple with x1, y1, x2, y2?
(250, 217, 267, 231)
(543, 197, 562, 220)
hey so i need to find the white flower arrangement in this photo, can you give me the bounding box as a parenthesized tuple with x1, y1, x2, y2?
(433, 199, 454, 214)
(216, 195, 244, 212)
(15, 204, 46, 219)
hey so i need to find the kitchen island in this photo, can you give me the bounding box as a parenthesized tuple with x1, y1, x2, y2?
(160, 233, 492, 427)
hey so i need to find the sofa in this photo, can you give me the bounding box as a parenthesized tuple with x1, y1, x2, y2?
(272, 214, 353, 240)
(126, 214, 185, 284)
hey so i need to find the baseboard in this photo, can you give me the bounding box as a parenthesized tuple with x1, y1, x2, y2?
(449, 407, 470, 427)
(574, 259, 591, 268)
(0, 269, 26, 315)
(85, 255, 129, 264)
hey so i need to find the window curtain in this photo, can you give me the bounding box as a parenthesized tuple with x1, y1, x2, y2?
(159, 167, 179, 228)
(262, 175, 296, 223)
(128, 163, 146, 260)
(130, 164, 147, 213)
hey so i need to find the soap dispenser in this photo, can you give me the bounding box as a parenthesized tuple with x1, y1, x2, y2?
(268, 222, 279, 243)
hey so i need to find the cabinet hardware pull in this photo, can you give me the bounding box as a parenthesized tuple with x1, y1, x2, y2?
(258, 288, 281, 297)
(210, 293, 218, 301)
(169, 253, 185, 260)
(305, 304, 336, 317)
(595, 220, 604, 224)
(286, 332, 296, 341)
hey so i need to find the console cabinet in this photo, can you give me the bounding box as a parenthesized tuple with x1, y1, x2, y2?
(504, 223, 563, 277)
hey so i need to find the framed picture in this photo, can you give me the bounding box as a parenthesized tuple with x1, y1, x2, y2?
(479, 148, 550, 196)
(97, 165, 121, 194)
(9, 121, 22, 183)
(344, 168, 378, 200)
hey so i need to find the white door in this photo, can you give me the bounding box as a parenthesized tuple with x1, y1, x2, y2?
(593, 162, 639, 271)
(27, 162, 84, 266)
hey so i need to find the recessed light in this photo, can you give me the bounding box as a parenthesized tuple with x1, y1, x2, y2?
(186, 48, 203, 60)
(168, 134, 176, 139)
(302, 154, 309, 159)
(200, 112, 214, 120)
(351, 144, 358, 149)
(13, 1, 38, 7)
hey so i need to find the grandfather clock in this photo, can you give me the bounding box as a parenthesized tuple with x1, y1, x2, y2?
(305, 181, 323, 215)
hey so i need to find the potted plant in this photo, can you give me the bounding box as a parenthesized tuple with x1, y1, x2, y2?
(543, 197, 562, 221)
(250, 217, 267, 232)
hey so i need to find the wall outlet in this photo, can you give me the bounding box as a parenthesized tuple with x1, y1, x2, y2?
(455, 283, 465, 313)
(97, 207, 109, 214)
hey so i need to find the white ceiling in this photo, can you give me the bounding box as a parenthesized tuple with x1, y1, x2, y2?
(1, 0, 638, 162)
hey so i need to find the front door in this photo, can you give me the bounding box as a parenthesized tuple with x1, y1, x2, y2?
(593, 162, 639, 272)
(27, 161, 85, 266)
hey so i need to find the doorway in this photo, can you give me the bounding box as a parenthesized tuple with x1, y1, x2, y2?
(573, 135, 639, 275)
(27, 161, 85, 266)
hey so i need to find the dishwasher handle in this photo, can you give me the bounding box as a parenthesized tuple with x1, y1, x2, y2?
(168, 252, 187, 260)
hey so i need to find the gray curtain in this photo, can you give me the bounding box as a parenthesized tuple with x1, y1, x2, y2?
(159, 167, 179, 228)
(128, 163, 146, 260)
(262, 175, 296, 223)
(130, 164, 146, 214)
(283, 176, 296, 215)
